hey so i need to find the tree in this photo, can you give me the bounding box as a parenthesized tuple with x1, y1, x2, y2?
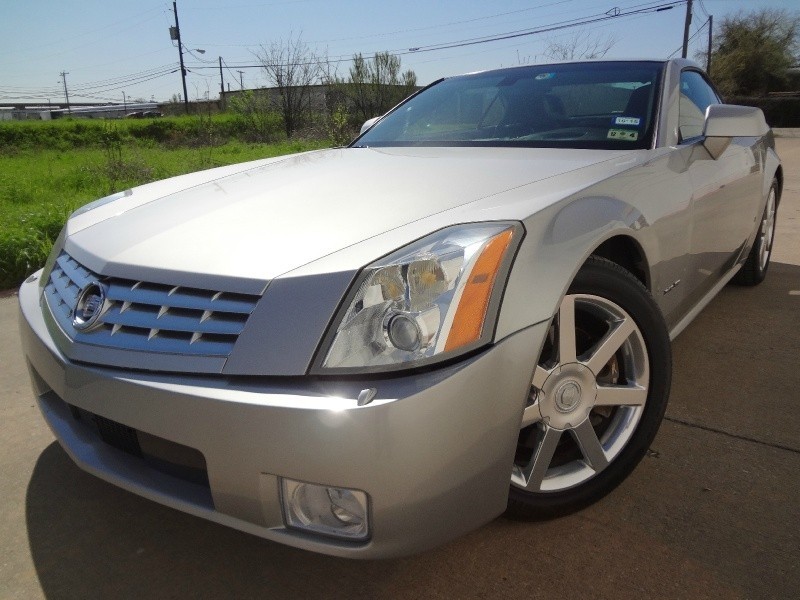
(255, 34, 322, 137)
(544, 30, 616, 61)
(709, 9, 800, 96)
(334, 52, 417, 122)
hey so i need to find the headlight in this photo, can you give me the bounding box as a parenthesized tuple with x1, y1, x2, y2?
(315, 222, 523, 372)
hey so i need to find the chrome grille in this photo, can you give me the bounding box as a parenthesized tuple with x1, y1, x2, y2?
(44, 252, 259, 357)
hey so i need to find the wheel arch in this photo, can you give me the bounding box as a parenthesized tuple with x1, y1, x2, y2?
(774, 164, 784, 204)
(585, 235, 651, 292)
(765, 144, 782, 206)
(496, 214, 657, 344)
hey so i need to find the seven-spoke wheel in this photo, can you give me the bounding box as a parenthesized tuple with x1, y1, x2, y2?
(507, 257, 671, 518)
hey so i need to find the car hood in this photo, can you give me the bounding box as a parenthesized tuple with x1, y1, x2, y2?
(66, 146, 632, 292)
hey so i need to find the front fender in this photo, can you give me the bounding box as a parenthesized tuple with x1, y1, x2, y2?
(496, 194, 653, 342)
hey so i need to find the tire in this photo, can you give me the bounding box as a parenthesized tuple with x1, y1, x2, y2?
(506, 256, 671, 519)
(732, 179, 778, 286)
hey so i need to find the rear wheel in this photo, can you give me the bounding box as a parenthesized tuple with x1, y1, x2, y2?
(732, 180, 778, 286)
(507, 257, 671, 518)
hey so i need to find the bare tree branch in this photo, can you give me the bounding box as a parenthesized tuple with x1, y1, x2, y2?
(254, 34, 321, 137)
(329, 52, 417, 122)
(544, 30, 617, 61)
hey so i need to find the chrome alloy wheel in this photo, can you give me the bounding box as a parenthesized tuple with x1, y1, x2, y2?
(511, 294, 649, 493)
(758, 187, 777, 271)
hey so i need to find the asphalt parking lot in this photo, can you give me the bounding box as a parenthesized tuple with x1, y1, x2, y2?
(1, 138, 798, 600)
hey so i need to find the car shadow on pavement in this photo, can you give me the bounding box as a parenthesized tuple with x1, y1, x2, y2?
(24, 262, 800, 599)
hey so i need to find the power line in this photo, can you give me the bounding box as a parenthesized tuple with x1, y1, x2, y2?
(5, 0, 687, 103)
(1, 64, 179, 99)
(194, 1, 584, 48)
(222, 58, 246, 85)
(396, 2, 686, 56)
(68, 64, 179, 92)
(189, 0, 683, 61)
(187, 1, 687, 72)
(70, 70, 179, 96)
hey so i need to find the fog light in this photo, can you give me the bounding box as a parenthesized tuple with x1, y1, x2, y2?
(281, 478, 369, 541)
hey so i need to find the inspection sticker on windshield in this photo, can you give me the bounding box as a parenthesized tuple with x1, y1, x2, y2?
(535, 72, 555, 80)
(607, 128, 639, 141)
(614, 116, 640, 126)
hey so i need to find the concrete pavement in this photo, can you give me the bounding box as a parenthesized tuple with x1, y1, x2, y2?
(1, 139, 798, 599)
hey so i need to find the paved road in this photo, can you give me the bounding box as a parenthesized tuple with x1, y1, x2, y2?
(1, 140, 798, 600)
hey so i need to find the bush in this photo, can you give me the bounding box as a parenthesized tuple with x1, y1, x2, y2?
(227, 91, 285, 142)
(0, 207, 66, 289)
(726, 95, 800, 127)
(0, 113, 289, 153)
(324, 104, 357, 146)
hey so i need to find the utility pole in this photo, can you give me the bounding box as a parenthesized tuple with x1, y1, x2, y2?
(237, 70, 244, 90)
(706, 15, 714, 75)
(682, 0, 693, 59)
(218, 56, 225, 107)
(170, 0, 189, 114)
(59, 71, 71, 114)
(122, 90, 127, 115)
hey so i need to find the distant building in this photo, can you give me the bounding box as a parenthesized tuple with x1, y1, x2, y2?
(0, 102, 161, 121)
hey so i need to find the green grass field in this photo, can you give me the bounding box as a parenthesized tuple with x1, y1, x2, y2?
(0, 120, 329, 289)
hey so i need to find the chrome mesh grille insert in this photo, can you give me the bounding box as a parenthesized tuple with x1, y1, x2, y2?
(44, 252, 260, 357)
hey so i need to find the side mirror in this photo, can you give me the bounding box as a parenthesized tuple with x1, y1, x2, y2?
(360, 117, 381, 135)
(702, 104, 769, 159)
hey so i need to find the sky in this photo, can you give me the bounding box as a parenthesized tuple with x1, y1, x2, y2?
(1, 0, 797, 106)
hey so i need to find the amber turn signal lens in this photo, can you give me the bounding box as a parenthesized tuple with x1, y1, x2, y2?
(444, 229, 514, 351)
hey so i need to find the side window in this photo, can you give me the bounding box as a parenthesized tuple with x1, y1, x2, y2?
(679, 70, 720, 141)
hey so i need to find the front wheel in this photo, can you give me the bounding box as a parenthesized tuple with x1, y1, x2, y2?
(507, 257, 671, 519)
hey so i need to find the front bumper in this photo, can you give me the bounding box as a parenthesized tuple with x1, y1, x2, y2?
(19, 273, 548, 558)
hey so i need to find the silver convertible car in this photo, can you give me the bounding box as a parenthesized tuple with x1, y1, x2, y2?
(19, 59, 781, 558)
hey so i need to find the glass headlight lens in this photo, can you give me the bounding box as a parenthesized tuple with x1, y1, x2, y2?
(318, 222, 522, 371)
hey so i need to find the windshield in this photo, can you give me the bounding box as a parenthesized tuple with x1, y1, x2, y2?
(354, 61, 664, 150)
